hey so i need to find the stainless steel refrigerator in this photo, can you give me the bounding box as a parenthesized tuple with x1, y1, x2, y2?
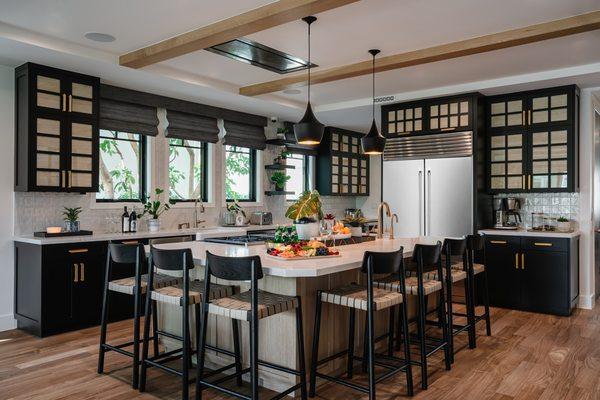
(382, 131, 473, 238)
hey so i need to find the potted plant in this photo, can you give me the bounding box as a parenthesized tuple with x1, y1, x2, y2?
(224, 199, 247, 226)
(285, 190, 323, 240)
(276, 127, 288, 140)
(62, 207, 82, 232)
(557, 216, 571, 232)
(270, 171, 290, 191)
(343, 212, 367, 237)
(273, 149, 290, 165)
(141, 188, 175, 232)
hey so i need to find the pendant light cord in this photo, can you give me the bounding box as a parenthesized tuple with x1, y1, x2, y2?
(372, 53, 375, 119)
(307, 22, 311, 103)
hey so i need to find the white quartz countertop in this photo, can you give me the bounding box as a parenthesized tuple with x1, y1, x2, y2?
(154, 236, 428, 278)
(478, 229, 580, 238)
(13, 224, 284, 245)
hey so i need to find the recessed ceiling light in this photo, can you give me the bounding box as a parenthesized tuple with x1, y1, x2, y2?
(283, 89, 302, 95)
(84, 32, 116, 43)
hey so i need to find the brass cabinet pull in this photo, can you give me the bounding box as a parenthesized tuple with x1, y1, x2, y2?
(122, 240, 139, 245)
(528, 110, 532, 125)
(68, 248, 89, 254)
(522, 110, 526, 125)
(521, 253, 525, 270)
(73, 263, 79, 283)
(441, 127, 455, 132)
(68, 171, 72, 188)
(80, 263, 85, 282)
(61, 170, 65, 188)
(515, 253, 519, 269)
(534, 242, 553, 247)
(490, 240, 507, 244)
(68, 94, 73, 112)
(62, 94, 67, 112)
(528, 175, 532, 189)
(522, 175, 525, 189)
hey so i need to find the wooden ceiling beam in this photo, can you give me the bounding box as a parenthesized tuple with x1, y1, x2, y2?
(119, 0, 360, 68)
(239, 10, 600, 96)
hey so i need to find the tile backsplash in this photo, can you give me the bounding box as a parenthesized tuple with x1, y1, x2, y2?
(494, 192, 579, 227)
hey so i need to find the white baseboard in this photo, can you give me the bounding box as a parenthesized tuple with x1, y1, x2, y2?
(0, 314, 16, 332)
(578, 294, 595, 310)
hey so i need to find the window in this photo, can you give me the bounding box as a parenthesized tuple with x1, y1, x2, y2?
(225, 145, 256, 201)
(169, 138, 207, 201)
(97, 130, 145, 201)
(286, 153, 311, 201)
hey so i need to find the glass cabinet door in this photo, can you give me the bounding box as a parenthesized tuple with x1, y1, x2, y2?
(529, 92, 569, 127)
(529, 127, 570, 190)
(488, 98, 526, 129)
(430, 100, 469, 131)
(35, 115, 65, 189)
(35, 74, 64, 113)
(387, 106, 423, 135)
(489, 132, 526, 191)
(67, 119, 95, 190)
(69, 80, 95, 116)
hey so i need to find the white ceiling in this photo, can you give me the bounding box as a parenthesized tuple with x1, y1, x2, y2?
(0, 0, 599, 131)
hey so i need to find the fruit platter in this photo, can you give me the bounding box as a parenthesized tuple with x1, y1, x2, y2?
(266, 240, 340, 260)
(316, 221, 351, 240)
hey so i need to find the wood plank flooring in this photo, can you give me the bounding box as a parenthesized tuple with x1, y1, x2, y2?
(1, 302, 600, 399)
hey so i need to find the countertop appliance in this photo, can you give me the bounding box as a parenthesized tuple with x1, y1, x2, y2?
(204, 230, 276, 246)
(250, 211, 273, 225)
(382, 131, 473, 237)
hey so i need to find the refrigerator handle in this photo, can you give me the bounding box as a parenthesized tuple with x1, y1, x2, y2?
(427, 169, 431, 236)
(418, 170, 423, 236)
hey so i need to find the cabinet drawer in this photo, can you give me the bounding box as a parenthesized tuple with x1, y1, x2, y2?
(521, 237, 568, 252)
(484, 235, 520, 249)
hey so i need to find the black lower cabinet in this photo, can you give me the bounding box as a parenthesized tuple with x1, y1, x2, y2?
(14, 240, 134, 337)
(484, 235, 579, 316)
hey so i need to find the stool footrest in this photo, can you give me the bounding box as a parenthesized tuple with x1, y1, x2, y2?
(101, 343, 135, 358)
(203, 364, 247, 383)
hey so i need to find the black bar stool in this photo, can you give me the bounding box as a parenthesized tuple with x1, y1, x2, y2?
(375, 242, 451, 390)
(309, 249, 413, 400)
(196, 251, 307, 400)
(98, 242, 181, 388)
(139, 247, 236, 400)
(462, 234, 491, 337)
(441, 238, 476, 362)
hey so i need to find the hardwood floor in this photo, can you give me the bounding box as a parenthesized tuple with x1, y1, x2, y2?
(1, 302, 600, 399)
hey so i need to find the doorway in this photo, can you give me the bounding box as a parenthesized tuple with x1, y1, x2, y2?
(594, 109, 600, 297)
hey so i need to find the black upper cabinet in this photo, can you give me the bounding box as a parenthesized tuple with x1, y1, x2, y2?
(316, 127, 369, 196)
(486, 85, 579, 193)
(15, 63, 100, 193)
(382, 93, 479, 137)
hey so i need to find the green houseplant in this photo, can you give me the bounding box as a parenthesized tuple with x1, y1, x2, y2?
(270, 171, 290, 191)
(285, 190, 323, 239)
(141, 188, 175, 232)
(224, 199, 247, 226)
(62, 207, 82, 232)
(343, 212, 367, 237)
(557, 216, 571, 232)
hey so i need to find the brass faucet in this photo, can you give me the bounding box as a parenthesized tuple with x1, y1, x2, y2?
(377, 202, 392, 239)
(389, 213, 398, 239)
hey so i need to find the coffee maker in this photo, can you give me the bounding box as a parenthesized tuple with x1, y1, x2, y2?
(493, 197, 522, 229)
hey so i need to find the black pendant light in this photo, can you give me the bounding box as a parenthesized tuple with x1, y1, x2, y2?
(293, 16, 324, 145)
(361, 49, 386, 155)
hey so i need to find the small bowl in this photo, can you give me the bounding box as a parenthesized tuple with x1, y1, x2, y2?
(46, 226, 62, 234)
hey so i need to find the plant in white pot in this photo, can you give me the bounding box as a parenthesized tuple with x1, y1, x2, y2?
(557, 216, 571, 232)
(141, 188, 175, 232)
(224, 199, 247, 226)
(285, 190, 323, 240)
(342, 212, 367, 237)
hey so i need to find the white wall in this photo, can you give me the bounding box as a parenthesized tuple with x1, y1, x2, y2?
(578, 88, 600, 309)
(0, 65, 15, 331)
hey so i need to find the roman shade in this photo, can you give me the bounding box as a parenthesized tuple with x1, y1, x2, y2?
(100, 99, 159, 136)
(222, 121, 266, 150)
(165, 110, 219, 143)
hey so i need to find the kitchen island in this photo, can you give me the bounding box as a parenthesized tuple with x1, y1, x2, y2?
(154, 237, 437, 393)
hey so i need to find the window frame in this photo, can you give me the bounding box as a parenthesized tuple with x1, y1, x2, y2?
(167, 138, 209, 203)
(224, 145, 257, 202)
(96, 130, 147, 203)
(286, 153, 311, 201)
